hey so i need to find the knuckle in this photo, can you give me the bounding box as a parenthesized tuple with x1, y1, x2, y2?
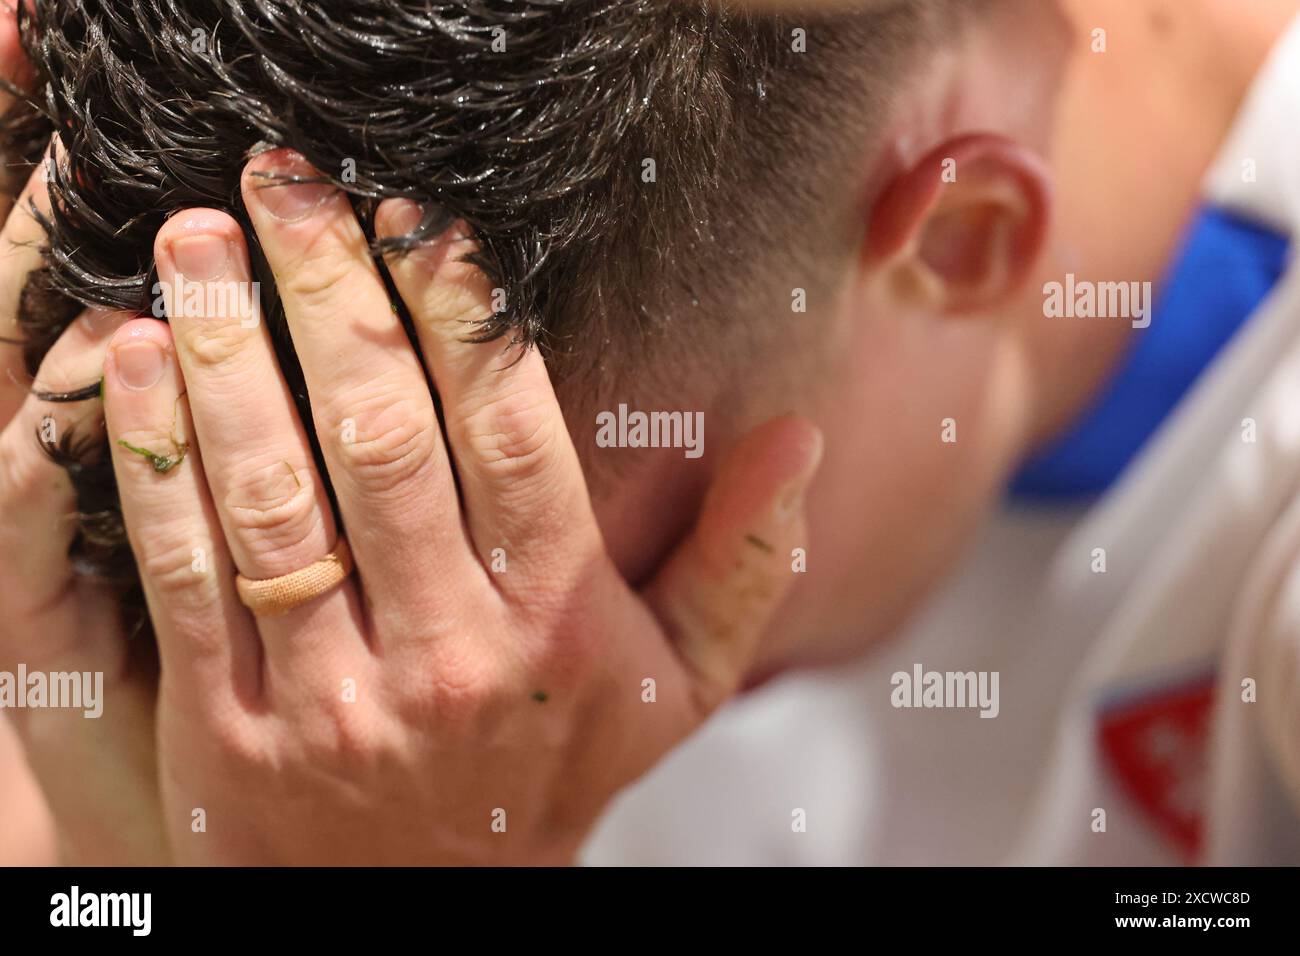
(421, 264, 492, 335)
(180, 317, 252, 372)
(299, 695, 383, 767)
(458, 389, 556, 485)
(429, 674, 500, 727)
(31, 352, 90, 396)
(221, 458, 325, 571)
(280, 241, 357, 315)
(531, 626, 601, 694)
(204, 713, 268, 769)
(135, 526, 221, 608)
(332, 390, 439, 496)
(272, 669, 395, 775)
(113, 425, 186, 478)
(415, 643, 507, 726)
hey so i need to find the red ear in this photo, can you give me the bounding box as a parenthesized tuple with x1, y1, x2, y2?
(863, 132, 1052, 273)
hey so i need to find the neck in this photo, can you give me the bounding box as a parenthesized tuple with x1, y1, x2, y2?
(1024, 0, 1299, 450)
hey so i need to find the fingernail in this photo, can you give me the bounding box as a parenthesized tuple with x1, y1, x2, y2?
(383, 199, 424, 236)
(776, 430, 824, 520)
(250, 152, 334, 222)
(379, 199, 461, 246)
(169, 234, 230, 281)
(113, 340, 166, 391)
(79, 308, 116, 332)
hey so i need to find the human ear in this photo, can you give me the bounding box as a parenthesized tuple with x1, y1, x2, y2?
(862, 133, 1052, 314)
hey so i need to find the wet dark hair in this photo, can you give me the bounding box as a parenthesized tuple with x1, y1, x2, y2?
(1, 0, 961, 640)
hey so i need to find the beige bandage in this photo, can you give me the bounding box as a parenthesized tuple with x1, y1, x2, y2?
(235, 538, 353, 617)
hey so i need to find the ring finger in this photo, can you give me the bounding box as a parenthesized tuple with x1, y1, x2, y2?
(150, 208, 368, 681)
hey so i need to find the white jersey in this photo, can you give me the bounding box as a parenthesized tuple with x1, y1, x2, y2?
(581, 17, 1300, 866)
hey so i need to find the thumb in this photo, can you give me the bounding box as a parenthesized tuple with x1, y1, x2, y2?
(644, 414, 823, 716)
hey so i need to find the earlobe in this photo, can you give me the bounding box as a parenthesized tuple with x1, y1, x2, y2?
(863, 133, 1051, 315)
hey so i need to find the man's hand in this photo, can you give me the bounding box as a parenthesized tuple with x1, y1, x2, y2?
(100, 150, 821, 864)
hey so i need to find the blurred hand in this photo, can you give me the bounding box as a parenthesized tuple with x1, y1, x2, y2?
(0, 1, 168, 864)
